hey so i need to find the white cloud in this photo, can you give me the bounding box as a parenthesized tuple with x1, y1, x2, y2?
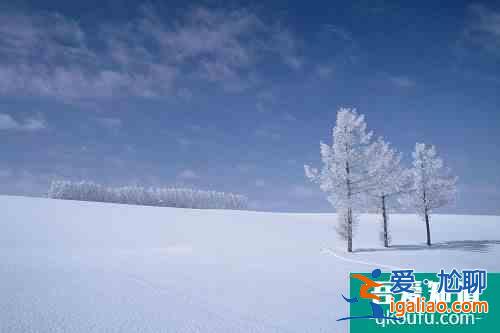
(256, 102, 267, 113)
(0, 169, 52, 195)
(255, 90, 278, 113)
(0, 114, 18, 130)
(283, 55, 303, 70)
(177, 138, 192, 147)
(188, 124, 202, 131)
(324, 25, 354, 42)
(0, 113, 46, 131)
(454, 5, 500, 79)
(23, 117, 46, 130)
(255, 127, 281, 140)
(389, 76, 415, 88)
(236, 163, 255, 173)
(0, 5, 301, 100)
(254, 179, 266, 187)
(316, 64, 334, 78)
(256, 91, 275, 102)
(177, 88, 193, 101)
(290, 185, 316, 199)
(270, 27, 304, 70)
(0, 168, 12, 177)
(464, 4, 500, 52)
(178, 169, 199, 180)
(96, 117, 122, 129)
(282, 112, 297, 121)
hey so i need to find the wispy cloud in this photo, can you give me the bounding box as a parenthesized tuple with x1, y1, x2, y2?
(0, 113, 46, 131)
(316, 64, 334, 79)
(388, 75, 416, 88)
(290, 185, 316, 199)
(254, 179, 266, 187)
(463, 4, 500, 53)
(255, 90, 276, 113)
(0, 167, 12, 177)
(254, 127, 281, 140)
(178, 169, 199, 180)
(452, 4, 500, 82)
(319, 24, 360, 67)
(323, 25, 354, 42)
(236, 163, 255, 173)
(0, 168, 54, 195)
(282, 112, 297, 121)
(177, 137, 193, 147)
(0, 5, 301, 100)
(96, 117, 122, 130)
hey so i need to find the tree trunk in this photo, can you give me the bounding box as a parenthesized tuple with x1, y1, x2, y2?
(347, 207, 353, 252)
(382, 195, 389, 248)
(345, 154, 353, 253)
(425, 211, 431, 246)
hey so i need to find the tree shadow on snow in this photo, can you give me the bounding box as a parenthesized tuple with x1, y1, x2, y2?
(355, 240, 500, 253)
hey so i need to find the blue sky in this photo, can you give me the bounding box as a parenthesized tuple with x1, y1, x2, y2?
(1, 0, 499, 214)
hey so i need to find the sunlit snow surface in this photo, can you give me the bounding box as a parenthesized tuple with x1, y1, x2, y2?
(1, 195, 499, 332)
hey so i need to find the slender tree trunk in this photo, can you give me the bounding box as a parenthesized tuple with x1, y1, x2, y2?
(345, 156, 353, 253)
(347, 207, 353, 252)
(382, 195, 389, 248)
(425, 210, 431, 246)
(344, 134, 353, 253)
(422, 184, 431, 246)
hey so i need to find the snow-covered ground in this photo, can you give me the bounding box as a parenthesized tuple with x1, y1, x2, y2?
(1, 195, 499, 332)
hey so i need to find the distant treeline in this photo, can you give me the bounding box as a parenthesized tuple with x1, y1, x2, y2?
(48, 180, 248, 210)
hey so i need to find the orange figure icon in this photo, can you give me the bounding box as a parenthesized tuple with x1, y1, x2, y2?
(352, 273, 382, 301)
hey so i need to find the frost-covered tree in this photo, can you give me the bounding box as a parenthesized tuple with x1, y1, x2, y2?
(48, 180, 248, 210)
(401, 143, 457, 246)
(366, 138, 410, 247)
(305, 108, 375, 252)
